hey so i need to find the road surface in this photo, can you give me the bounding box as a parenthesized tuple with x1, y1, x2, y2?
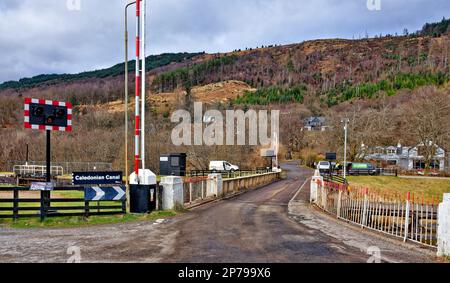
(0, 162, 435, 263)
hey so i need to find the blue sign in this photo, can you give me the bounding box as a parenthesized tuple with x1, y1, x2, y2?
(72, 171, 123, 185)
(85, 186, 126, 201)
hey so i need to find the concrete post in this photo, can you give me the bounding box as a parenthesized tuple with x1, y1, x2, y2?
(310, 175, 323, 204)
(337, 190, 343, 218)
(160, 176, 183, 210)
(207, 174, 223, 197)
(438, 194, 450, 257)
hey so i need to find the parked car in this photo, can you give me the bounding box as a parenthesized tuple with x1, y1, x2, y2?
(347, 163, 378, 175)
(209, 161, 239, 172)
(316, 161, 331, 173)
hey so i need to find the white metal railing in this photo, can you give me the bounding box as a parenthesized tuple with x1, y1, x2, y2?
(183, 176, 209, 204)
(315, 180, 438, 248)
(13, 165, 64, 177)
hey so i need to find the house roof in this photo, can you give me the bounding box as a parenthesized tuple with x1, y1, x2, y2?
(304, 117, 326, 124)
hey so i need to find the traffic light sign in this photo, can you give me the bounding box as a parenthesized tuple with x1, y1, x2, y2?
(24, 98, 72, 132)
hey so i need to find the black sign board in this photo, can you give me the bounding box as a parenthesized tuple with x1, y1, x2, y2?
(24, 98, 72, 132)
(29, 103, 68, 128)
(85, 186, 126, 201)
(72, 172, 123, 185)
(326, 152, 337, 161)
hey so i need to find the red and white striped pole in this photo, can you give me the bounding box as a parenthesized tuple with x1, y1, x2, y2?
(141, 0, 146, 174)
(134, 0, 141, 182)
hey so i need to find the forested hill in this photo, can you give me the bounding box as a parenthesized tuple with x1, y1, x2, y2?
(0, 52, 203, 91)
(1, 18, 449, 108)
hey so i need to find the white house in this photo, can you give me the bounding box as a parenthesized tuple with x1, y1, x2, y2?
(303, 117, 328, 132)
(364, 142, 446, 171)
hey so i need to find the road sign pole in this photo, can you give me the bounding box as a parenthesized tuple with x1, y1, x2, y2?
(46, 130, 51, 183)
(40, 130, 51, 222)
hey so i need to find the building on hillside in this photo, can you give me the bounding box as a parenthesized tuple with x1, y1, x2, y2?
(303, 117, 328, 132)
(363, 142, 446, 171)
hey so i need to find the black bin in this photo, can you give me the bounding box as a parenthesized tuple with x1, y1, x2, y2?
(160, 153, 187, 176)
(130, 184, 157, 213)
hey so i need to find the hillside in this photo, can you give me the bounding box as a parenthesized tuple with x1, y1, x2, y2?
(1, 19, 450, 173)
(2, 34, 449, 109)
(0, 52, 203, 91)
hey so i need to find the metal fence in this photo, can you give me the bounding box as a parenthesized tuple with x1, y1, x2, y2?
(188, 168, 271, 179)
(6, 161, 113, 175)
(315, 180, 438, 248)
(183, 176, 209, 205)
(13, 165, 64, 177)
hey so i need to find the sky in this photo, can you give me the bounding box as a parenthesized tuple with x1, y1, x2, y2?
(0, 0, 449, 83)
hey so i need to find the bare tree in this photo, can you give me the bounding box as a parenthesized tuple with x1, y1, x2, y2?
(405, 87, 450, 169)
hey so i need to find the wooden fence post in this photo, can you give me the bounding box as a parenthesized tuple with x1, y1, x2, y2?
(84, 201, 90, 218)
(13, 189, 19, 220)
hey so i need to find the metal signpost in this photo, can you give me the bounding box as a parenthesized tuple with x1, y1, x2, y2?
(24, 98, 72, 220)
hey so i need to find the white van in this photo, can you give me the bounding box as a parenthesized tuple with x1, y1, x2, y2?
(316, 161, 331, 172)
(209, 161, 239, 172)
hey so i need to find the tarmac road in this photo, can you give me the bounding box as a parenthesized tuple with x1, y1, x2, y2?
(0, 161, 435, 263)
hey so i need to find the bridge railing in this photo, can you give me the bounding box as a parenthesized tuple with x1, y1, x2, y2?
(314, 180, 438, 248)
(183, 176, 209, 205)
(187, 168, 272, 179)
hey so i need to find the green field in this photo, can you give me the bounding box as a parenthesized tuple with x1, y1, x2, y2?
(348, 176, 450, 201)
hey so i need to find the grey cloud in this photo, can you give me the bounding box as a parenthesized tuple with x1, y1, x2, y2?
(0, 0, 449, 82)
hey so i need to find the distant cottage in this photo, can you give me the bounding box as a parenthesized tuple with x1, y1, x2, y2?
(303, 117, 327, 132)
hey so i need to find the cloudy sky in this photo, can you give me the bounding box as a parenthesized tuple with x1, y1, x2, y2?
(0, 0, 448, 83)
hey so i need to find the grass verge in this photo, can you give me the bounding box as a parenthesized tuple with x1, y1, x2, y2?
(0, 210, 178, 229)
(348, 175, 450, 201)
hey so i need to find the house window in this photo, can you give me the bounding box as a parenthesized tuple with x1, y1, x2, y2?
(387, 160, 397, 166)
(386, 149, 396, 155)
(430, 161, 440, 170)
(414, 161, 426, 170)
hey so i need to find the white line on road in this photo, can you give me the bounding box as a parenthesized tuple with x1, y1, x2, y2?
(289, 177, 311, 204)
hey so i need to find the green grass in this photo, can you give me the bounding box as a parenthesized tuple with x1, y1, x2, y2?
(0, 184, 14, 188)
(0, 189, 179, 228)
(348, 175, 450, 201)
(0, 210, 178, 229)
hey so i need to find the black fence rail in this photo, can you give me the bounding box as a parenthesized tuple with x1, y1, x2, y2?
(0, 187, 126, 220)
(323, 168, 398, 178)
(322, 174, 348, 185)
(187, 168, 272, 178)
